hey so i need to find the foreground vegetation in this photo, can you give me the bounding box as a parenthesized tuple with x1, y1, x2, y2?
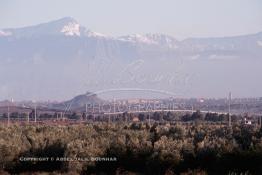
(0, 121, 262, 175)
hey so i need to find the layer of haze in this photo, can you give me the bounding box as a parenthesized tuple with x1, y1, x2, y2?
(0, 0, 261, 101)
(0, 0, 261, 39)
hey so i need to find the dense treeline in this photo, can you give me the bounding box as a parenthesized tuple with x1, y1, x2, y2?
(0, 122, 262, 175)
(0, 110, 255, 125)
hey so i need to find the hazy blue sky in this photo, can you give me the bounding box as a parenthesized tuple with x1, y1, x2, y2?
(0, 0, 261, 39)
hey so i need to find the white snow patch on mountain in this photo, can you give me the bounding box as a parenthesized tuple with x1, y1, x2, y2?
(85, 30, 108, 38)
(118, 34, 158, 45)
(0, 30, 12, 36)
(117, 33, 179, 48)
(144, 34, 178, 48)
(61, 22, 80, 36)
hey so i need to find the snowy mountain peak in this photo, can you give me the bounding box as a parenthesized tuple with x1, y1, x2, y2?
(42, 17, 81, 36)
(0, 17, 111, 38)
(61, 22, 80, 36)
(0, 17, 82, 38)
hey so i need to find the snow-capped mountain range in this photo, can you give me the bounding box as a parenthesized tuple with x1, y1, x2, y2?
(0, 17, 261, 100)
(1, 17, 261, 61)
